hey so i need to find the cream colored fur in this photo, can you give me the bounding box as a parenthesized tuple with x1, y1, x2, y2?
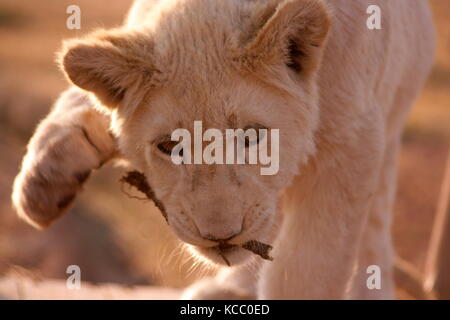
(12, 0, 435, 299)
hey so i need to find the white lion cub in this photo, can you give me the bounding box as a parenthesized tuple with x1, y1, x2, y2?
(12, 0, 435, 299)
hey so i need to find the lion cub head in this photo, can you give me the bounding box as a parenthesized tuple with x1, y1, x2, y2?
(58, 0, 330, 266)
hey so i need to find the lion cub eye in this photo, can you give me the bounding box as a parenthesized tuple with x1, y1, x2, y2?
(156, 140, 181, 156)
(243, 124, 267, 148)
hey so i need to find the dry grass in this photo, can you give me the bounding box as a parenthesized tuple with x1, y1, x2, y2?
(0, 0, 448, 289)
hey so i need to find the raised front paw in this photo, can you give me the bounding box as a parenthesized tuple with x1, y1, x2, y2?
(12, 89, 116, 229)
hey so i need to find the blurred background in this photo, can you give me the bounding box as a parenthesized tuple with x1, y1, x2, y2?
(0, 0, 449, 290)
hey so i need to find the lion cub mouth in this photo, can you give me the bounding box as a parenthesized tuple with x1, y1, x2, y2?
(216, 243, 236, 252)
(213, 241, 274, 266)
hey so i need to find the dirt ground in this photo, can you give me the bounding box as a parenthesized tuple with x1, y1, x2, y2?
(0, 0, 449, 291)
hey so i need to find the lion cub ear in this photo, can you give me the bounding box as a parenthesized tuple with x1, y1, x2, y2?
(241, 0, 331, 77)
(60, 29, 159, 108)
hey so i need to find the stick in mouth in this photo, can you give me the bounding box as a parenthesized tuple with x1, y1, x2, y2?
(121, 170, 274, 264)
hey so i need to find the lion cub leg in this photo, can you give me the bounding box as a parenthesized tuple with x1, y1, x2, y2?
(12, 87, 116, 229)
(258, 128, 385, 299)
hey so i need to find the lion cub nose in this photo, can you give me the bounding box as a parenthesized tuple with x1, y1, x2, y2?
(193, 212, 243, 243)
